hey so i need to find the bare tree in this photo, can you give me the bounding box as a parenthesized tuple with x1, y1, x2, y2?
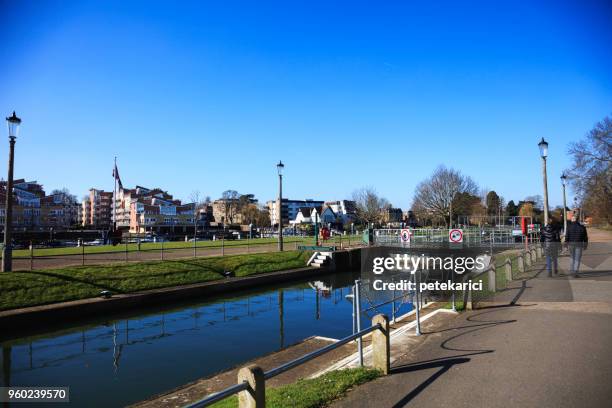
(352, 187, 388, 226)
(566, 115, 612, 225)
(189, 191, 210, 235)
(221, 190, 241, 224)
(411, 165, 479, 226)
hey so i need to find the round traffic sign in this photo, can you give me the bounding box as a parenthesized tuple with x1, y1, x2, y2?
(449, 228, 463, 243)
(400, 229, 411, 242)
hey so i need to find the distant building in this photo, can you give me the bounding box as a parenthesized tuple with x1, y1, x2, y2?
(0, 179, 80, 231)
(81, 188, 113, 228)
(267, 198, 324, 227)
(324, 200, 357, 223)
(381, 207, 403, 225)
(212, 194, 258, 225)
(116, 185, 196, 233)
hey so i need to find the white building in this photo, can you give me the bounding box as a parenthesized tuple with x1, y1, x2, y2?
(267, 198, 324, 227)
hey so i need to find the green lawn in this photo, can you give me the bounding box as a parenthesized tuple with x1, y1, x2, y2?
(9, 235, 363, 258)
(0, 251, 311, 311)
(210, 368, 381, 408)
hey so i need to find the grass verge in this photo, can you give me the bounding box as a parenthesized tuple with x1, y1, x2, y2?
(0, 251, 311, 311)
(210, 367, 381, 408)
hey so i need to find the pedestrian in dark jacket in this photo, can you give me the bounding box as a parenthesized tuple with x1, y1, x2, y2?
(565, 212, 588, 277)
(540, 219, 561, 276)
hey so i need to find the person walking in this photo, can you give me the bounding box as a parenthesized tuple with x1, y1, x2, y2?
(565, 211, 588, 278)
(540, 218, 561, 277)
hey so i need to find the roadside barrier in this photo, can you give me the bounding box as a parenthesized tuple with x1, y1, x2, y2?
(464, 244, 543, 310)
(183, 314, 390, 408)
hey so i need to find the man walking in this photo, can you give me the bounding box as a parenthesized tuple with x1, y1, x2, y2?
(540, 218, 561, 276)
(565, 210, 588, 278)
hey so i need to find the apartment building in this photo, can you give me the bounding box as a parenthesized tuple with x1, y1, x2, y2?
(267, 198, 324, 227)
(81, 188, 113, 228)
(0, 179, 80, 231)
(116, 185, 196, 233)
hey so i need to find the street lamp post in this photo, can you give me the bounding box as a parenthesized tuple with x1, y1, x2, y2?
(277, 160, 284, 251)
(2, 112, 21, 272)
(538, 137, 550, 225)
(561, 173, 568, 235)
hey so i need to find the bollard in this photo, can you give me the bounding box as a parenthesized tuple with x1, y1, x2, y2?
(222, 237, 225, 256)
(372, 314, 390, 375)
(237, 365, 265, 408)
(82, 243, 85, 266)
(30, 242, 34, 271)
(488, 265, 496, 292)
(125, 239, 128, 263)
(161, 240, 164, 260)
(525, 251, 531, 267)
(505, 258, 512, 282)
(464, 286, 473, 310)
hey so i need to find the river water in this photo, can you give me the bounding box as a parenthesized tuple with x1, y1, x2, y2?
(0, 270, 413, 407)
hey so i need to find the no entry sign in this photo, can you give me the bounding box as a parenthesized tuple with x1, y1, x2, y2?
(400, 229, 411, 242)
(449, 228, 463, 243)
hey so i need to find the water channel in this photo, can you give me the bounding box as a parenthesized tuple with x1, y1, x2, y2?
(0, 269, 414, 407)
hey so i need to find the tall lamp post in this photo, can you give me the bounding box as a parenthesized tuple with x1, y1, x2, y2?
(277, 160, 284, 251)
(2, 112, 21, 272)
(538, 137, 550, 225)
(561, 173, 568, 234)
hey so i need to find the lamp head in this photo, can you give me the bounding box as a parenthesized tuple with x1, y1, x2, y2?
(6, 111, 21, 139)
(538, 137, 548, 158)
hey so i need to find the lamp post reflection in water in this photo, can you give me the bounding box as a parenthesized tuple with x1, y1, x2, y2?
(278, 289, 284, 349)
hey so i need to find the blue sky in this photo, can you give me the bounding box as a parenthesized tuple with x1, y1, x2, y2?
(0, 0, 610, 209)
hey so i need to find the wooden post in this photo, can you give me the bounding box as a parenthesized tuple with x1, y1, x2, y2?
(372, 314, 390, 375)
(505, 258, 512, 281)
(237, 365, 265, 408)
(488, 265, 496, 292)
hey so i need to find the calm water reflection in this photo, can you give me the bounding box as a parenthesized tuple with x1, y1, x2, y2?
(0, 270, 412, 407)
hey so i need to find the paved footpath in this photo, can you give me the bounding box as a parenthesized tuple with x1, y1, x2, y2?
(332, 228, 612, 408)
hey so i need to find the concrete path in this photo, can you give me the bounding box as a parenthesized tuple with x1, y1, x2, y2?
(332, 229, 612, 408)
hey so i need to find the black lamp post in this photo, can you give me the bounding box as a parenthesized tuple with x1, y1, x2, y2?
(277, 160, 284, 251)
(538, 137, 550, 225)
(2, 112, 21, 272)
(561, 173, 568, 234)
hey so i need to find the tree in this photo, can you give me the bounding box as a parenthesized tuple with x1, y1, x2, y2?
(485, 191, 501, 217)
(189, 191, 210, 230)
(221, 190, 241, 224)
(451, 192, 481, 224)
(566, 115, 612, 225)
(352, 187, 388, 226)
(519, 202, 535, 218)
(51, 188, 77, 204)
(506, 200, 518, 217)
(412, 165, 479, 226)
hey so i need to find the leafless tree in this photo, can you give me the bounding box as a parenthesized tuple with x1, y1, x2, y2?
(221, 190, 241, 224)
(352, 187, 388, 226)
(411, 165, 479, 226)
(566, 115, 612, 225)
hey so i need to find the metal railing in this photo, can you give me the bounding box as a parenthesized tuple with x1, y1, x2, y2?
(373, 227, 539, 248)
(184, 321, 386, 408)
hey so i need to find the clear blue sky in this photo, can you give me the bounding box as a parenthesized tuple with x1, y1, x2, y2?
(1, 0, 610, 209)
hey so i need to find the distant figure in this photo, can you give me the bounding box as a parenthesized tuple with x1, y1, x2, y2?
(565, 211, 588, 278)
(540, 218, 561, 276)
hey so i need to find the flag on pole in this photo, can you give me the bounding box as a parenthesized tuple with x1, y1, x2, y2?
(112, 163, 123, 189)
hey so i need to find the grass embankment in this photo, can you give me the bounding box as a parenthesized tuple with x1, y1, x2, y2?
(211, 368, 381, 408)
(10, 235, 362, 258)
(0, 251, 311, 311)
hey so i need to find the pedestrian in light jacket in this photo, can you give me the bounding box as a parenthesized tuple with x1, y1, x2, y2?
(565, 212, 588, 277)
(540, 218, 561, 276)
